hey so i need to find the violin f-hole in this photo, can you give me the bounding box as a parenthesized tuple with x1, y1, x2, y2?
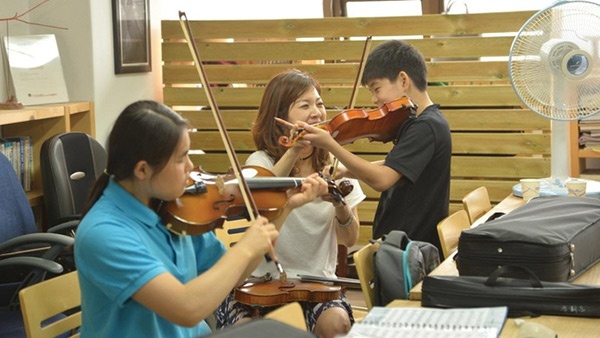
(213, 196, 236, 211)
(278, 283, 296, 290)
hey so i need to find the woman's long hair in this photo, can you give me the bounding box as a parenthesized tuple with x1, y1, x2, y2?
(252, 69, 329, 175)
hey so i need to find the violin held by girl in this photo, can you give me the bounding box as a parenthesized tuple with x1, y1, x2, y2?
(156, 165, 353, 236)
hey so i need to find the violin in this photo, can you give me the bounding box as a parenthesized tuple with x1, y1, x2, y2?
(157, 166, 353, 236)
(235, 276, 341, 307)
(279, 96, 417, 148)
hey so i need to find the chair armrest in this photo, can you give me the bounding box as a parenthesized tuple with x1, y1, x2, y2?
(0, 256, 63, 275)
(47, 220, 79, 235)
(0, 234, 73, 286)
(0, 233, 74, 264)
(0, 233, 74, 253)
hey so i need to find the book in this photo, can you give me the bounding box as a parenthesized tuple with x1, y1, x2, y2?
(23, 136, 32, 191)
(341, 306, 508, 338)
(0, 136, 33, 191)
(580, 113, 600, 122)
(2, 34, 69, 106)
(0, 138, 17, 179)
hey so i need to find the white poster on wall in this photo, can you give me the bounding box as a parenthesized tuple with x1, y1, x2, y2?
(2, 34, 69, 106)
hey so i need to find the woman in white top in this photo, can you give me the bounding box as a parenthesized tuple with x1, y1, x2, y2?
(216, 69, 365, 338)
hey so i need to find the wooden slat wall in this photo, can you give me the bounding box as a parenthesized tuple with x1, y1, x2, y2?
(161, 11, 550, 244)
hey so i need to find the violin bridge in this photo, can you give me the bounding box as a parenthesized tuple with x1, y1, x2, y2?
(216, 175, 225, 195)
(276, 262, 288, 283)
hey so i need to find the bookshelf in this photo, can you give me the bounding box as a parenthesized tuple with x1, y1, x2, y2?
(570, 120, 600, 179)
(0, 102, 95, 208)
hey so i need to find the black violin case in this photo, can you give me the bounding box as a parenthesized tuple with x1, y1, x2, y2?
(422, 265, 600, 318)
(455, 196, 600, 282)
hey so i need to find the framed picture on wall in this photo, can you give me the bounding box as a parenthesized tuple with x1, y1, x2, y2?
(112, 0, 151, 74)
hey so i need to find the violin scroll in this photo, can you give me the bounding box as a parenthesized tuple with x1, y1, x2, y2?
(337, 180, 354, 197)
(277, 122, 328, 148)
(317, 172, 353, 205)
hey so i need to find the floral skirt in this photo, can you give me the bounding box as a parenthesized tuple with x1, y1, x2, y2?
(215, 291, 354, 332)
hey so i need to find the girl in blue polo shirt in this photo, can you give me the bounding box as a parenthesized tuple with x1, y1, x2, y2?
(74, 100, 327, 337)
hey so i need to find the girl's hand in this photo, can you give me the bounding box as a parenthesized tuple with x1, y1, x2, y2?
(237, 216, 279, 260)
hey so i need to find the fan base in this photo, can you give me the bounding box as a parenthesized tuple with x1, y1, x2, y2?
(512, 177, 600, 198)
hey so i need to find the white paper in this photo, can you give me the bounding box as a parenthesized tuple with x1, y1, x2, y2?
(340, 306, 507, 338)
(3, 34, 69, 106)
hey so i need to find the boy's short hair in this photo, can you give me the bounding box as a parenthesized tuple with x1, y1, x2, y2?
(361, 40, 428, 92)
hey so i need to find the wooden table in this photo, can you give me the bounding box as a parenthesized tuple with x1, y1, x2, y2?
(400, 194, 600, 337)
(387, 299, 600, 337)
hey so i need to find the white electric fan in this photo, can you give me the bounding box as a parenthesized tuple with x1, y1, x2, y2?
(509, 0, 600, 197)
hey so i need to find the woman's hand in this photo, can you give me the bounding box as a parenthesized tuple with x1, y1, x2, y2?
(320, 187, 348, 208)
(285, 173, 328, 209)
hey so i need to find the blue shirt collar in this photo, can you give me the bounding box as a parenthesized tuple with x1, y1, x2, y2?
(103, 178, 163, 230)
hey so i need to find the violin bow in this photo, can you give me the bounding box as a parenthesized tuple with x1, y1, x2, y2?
(348, 36, 372, 110)
(331, 36, 372, 178)
(178, 12, 286, 280)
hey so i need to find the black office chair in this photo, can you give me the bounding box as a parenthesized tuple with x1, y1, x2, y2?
(40, 132, 107, 229)
(0, 152, 75, 337)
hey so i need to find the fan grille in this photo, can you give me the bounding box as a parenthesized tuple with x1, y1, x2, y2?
(509, 1, 600, 121)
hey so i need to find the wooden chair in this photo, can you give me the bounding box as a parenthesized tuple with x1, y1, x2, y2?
(264, 301, 307, 331)
(214, 219, 252, 249)
(19, 271, 81, 338)
(352, 241, 380, 310)
(436, 209, 471, 259)
(462, 186, 492, 225)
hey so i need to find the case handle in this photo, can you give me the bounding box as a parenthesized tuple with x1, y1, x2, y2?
(485, 265, 543, 288)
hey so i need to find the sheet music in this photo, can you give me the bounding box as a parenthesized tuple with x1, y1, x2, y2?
(342, 306, 507, 338)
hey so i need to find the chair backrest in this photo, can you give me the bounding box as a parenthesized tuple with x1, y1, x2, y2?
(461, 186, 492, 225)
(264, 301, 307, 331)
(214, 219, 251, 249)
(436, 209, 471, 259)
(352, 242, 380, 310)
(0, 152, 37, 242)
(19, 271, 81, 338)
(40, 132, 106, 228)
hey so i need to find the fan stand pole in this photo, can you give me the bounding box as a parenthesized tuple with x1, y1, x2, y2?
(548, 119, 570, 188)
